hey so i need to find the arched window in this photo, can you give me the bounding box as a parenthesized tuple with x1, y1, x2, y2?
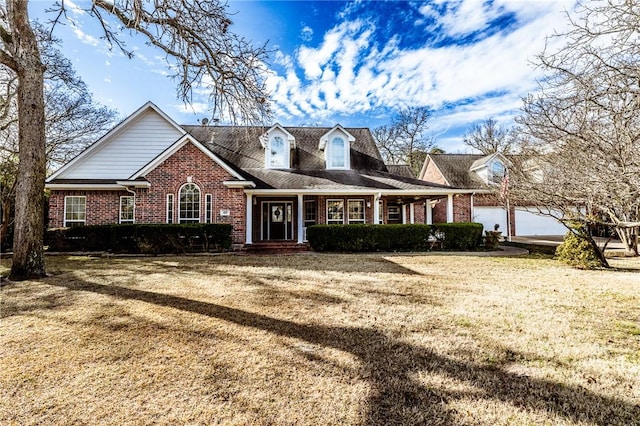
(179, 183, 200, 223)
(328, 137, 346, 168)
(269, 136, 286, 168)
(490, 161, 505, 185)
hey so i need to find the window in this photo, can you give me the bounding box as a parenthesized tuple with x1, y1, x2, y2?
(119, 196, 134, 224)
(328, 136, 347, 169)
(490, 161, 506, 185)
(64, 196, 86, 227)
(304, 200, 316, 227)
(348, 199, 365, 224)
(166, 194, 174, 224)
(179, 183, 200, 223)
(268, 135, 288, 168)
(378, 200, 384, 224)
(388, 205, 401, 222)
(205, 194, 212, 223)
(326, 199, 344, 224)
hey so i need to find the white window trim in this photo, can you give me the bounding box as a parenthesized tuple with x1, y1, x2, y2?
(388, 205, 401, 222)
(166, 193, 174, 224)
(178, 182, 201, 224)
(489, 160, 506, 185)
(205, 193, 213, 223)
(63, 195, 86, 227)
(119, 195, 135, 224)
(326, 135, 350, 170)
(347, 199, 366, 224)
(326, 199, 345, 224)
(266, 134, 290, 169)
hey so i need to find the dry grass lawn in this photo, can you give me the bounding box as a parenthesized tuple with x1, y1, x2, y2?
(1, 253, 639, 425)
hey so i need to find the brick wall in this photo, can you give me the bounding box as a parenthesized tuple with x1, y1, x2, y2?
(48, 141, 247, 244)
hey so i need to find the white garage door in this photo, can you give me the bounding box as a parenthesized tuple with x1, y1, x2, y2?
(473, 206, 507, 234)
(514, 207, 566, 236)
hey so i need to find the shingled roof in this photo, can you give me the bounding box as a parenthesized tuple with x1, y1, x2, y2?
(426, 154, 491, 189)
(183, 125, 450, 191)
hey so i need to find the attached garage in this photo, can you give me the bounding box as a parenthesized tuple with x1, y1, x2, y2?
(472, 206, 508, 234)
(514, 207, 566, 236)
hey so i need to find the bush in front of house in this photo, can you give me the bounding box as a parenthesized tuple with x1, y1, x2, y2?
(555, 231, 604, 269)
(306, 223, 483, 252)
(45, 223, 232, 254)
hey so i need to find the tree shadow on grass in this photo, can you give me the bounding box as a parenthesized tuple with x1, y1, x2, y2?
(48, 278, 640, 426)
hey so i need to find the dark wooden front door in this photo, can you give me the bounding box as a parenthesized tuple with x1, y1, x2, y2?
(262, 201, 294, 240)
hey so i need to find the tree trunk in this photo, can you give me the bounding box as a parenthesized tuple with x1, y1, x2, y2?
(617, 226, 639, 257)
(7, 0, 47, 280)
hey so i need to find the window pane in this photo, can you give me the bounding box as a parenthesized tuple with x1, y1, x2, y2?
(65, 196, 86, 226)
(167, 194, 174, 224)
(330, 137, 345, 168)
(327, 200, 344, 224)
(270, 136, 285, 168)
(120, 196, 134, 223)
(348, 200, 365, 223)
(179, 183, 200, 223)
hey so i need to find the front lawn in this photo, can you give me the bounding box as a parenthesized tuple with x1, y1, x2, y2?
(1, 254, 639, 425)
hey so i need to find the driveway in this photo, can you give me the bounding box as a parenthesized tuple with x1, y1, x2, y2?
(510, 235, 627, 251)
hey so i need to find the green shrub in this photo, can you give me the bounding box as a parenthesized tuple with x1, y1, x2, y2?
(431, 222, 484, 250)
(45, 224, 232, 254)
(555, 231, 604, 269)
(307, 223, 483, 252)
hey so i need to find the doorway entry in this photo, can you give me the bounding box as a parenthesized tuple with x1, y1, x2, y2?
(261, 201, 294, 240)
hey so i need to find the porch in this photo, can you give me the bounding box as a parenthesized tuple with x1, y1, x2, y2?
(244, 192, 465, 245)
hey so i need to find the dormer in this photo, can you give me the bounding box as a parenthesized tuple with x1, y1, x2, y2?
(260, 124, 295, 169)
(470, 153, 510, 185)
(319, 125, 355, 170)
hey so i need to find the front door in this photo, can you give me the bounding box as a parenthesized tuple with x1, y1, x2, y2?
(262, 201, 294, 240)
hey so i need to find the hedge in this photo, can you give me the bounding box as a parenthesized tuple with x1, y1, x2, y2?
(45, 224, 232, 254)
(306, 222, 483, 252)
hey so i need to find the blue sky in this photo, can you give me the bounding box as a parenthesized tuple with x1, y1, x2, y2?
(30, 0, 577, 152)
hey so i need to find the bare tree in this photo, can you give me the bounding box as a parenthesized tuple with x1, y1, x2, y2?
(0, 0, 270, 280)
(513, 0, 640, 262)
(463, 118, 516, 155)
(0, 39, 118, 251)
(373, 106, 435, 177)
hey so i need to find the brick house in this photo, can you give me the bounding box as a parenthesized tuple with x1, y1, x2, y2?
(46, 102, 482, 248)
(419, 153, 567, 237)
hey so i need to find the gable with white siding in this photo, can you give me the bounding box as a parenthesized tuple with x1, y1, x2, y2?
(48, 102, 185, 181)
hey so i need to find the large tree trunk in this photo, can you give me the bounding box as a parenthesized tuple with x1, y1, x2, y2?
(7, 0, 47, 280)
(616, 226, 639, 257)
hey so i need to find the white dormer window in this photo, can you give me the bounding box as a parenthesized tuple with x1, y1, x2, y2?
(328, 137, 346, 168)
(268, 136, 287, 168)
(261, 124, 295, 169)
(320, 125, 354, 170)
(490, 160, 505, 185)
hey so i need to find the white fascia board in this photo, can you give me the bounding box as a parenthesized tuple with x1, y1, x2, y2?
(45, 183, 126, 190)
(130, 134, 245, 181)
(223, 180, 256, 188)
(261, 123, 296, 148)
(319, 124, 355, 150)
(46, 101, 186, 182)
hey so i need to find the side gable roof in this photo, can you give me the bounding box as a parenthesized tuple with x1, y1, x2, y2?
(47, 101, 186, 182)
(425, 154, 490, 189)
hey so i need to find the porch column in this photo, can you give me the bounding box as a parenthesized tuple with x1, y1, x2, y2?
(410, 203, 415, 224)
(246, 193, 253, 244)
(373, 194, 380, 224)
(401, 204, 407, 224)
(426, 201, 433, 225)
(297, 194, 304, 243)
(447, 194, 454, 223)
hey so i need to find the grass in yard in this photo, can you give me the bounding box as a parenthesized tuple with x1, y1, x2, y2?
(1, 253, 639, 425)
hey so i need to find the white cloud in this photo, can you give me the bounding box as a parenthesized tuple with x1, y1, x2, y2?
(72, 27, 100, 47)
(266, 0, 578, 138)
(300, 25, 313, 42)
